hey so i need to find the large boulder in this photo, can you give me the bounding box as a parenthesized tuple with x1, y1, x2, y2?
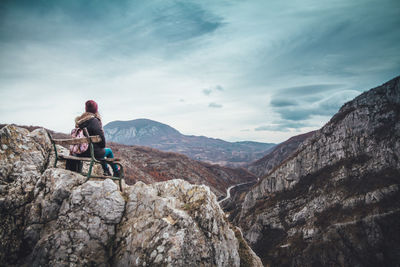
(0, 125, 52, 264)
(115, 180, 241, 266)
(29, 174, 125, 266)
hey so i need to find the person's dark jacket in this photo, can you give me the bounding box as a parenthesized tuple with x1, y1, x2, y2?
(75, 112, 106, 158)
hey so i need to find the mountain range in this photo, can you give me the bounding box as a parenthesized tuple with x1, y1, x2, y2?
(104, 119, 275, 167)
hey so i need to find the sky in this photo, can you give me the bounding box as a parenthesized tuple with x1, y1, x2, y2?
(0, 0, 399, 143)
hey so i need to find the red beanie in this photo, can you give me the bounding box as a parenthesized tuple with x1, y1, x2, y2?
(85, 100, 98, 113)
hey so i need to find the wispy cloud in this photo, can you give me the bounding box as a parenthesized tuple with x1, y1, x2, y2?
(277, 84, 344, 97)
(202, 85, 224, 96)
(209, 102, 223, 108)
(270, 89, 360, 123)
(255, 121, 309, 132)
(203, 89, 212, 96)
(270, 99, 298, 108)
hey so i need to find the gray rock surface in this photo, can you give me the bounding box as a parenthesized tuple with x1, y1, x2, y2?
(0, 125, 262, 266)
(247, 131, 315, 179)
(238, 76, 400, 266)
(115, 180, 241, 266)
(0, 125, 52, 264)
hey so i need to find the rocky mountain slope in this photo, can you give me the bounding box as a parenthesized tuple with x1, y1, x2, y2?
(237, 76, 400, 266)
(108, 142, 257, 199)
(104, 119, 275, 167)
(247, 131, 315, 178)
(222, 131, 315, 221)
(0, 125, 262, 266)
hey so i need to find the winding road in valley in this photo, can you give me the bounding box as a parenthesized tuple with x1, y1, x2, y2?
(218, 181, 256, 204)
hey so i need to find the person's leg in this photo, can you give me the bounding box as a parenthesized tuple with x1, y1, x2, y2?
(101, 162, 111, 176)
(101, 148, 112, 175)
(104, 148, 119, 176)
(104, 148, 114, 158)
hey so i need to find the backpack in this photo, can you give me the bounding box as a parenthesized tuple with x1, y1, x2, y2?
(70, 128, 89, 155)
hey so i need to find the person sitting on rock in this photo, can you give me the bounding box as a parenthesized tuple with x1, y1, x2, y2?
(75, 100, 120, 177)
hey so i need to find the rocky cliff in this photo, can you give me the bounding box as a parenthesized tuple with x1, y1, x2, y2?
(104, 119, 275, 167)
(0, 125, 262, 266)
(221, 131, 314, 222)
(237, 76, 400, 266)
(247, 131, 315, 178)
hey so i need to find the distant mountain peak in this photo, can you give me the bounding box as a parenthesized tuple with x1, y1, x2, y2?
(104, 118, 182, 145)
(105, 118, 181, 135)
(104, 118, 275, 167)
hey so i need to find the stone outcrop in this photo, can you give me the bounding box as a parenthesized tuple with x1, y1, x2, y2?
(0, 125, 52, 264)
(115, 180, 241, 266)
(0, 125, 262, 266)
(238, 76, 400, 266)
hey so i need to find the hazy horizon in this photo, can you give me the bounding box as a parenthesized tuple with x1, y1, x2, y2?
(1, 0, 399, 143)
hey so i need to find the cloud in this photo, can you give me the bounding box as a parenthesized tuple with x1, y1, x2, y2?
(271, 90, 360, 121)
(202, 85, 224, 96)
(270, 98, 298, 108)
(268, 84, 356, 122)
(0, 0, 224, 66)
(203, 89, 212, 95)
(255, 121, 308, 132)
(208, 102, 223, 108)
(240, 0, 400, 92)
(277, 84, 344, 97)
(150, 2, 223, 42)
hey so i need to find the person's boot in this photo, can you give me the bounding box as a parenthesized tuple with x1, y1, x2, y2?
(101, 161, 111, 176)
(113, 167, 121, 178)
(103, 168, 112, 176)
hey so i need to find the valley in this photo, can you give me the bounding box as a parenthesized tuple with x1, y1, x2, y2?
(108, 142, 257, 198)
